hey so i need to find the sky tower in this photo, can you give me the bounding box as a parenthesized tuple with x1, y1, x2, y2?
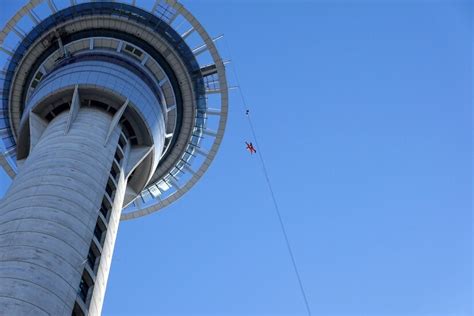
(0, 0, 228, 314)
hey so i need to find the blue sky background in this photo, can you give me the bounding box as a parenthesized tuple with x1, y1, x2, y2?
(1, 0, 472, 315)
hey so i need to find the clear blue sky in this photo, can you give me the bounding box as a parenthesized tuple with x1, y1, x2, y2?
(1, 1, 472, 315)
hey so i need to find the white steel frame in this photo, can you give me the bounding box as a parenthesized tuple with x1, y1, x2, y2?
(0, 0, 229, 220)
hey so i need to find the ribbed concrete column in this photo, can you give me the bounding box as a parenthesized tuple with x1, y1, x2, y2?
(88, 144, 129, 316)
(0, 108, 121, 315)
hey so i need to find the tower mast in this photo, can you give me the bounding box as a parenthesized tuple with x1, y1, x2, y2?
(0, 1, 228, 314)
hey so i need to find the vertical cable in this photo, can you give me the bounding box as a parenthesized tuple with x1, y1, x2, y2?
(224, 39, 312, 316)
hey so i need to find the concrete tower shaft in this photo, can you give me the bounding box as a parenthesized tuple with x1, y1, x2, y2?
(0, 107, 129, 315)
(0, 57, 165, 314)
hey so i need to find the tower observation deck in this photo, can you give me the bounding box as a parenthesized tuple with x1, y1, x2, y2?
(0, 0, 228, 314)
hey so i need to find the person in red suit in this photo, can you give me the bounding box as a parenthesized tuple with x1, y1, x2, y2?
(245, 142, 257, 154)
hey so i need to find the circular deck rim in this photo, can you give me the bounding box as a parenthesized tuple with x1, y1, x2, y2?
(0, 0, 229, 220)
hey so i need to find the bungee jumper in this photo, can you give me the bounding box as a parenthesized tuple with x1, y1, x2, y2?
(245, 142, 257, 154)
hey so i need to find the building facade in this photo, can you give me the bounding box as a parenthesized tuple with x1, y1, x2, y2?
(0, 0, 228, 315)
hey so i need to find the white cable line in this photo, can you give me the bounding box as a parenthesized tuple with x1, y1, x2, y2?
(224, 38, 312, 316)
